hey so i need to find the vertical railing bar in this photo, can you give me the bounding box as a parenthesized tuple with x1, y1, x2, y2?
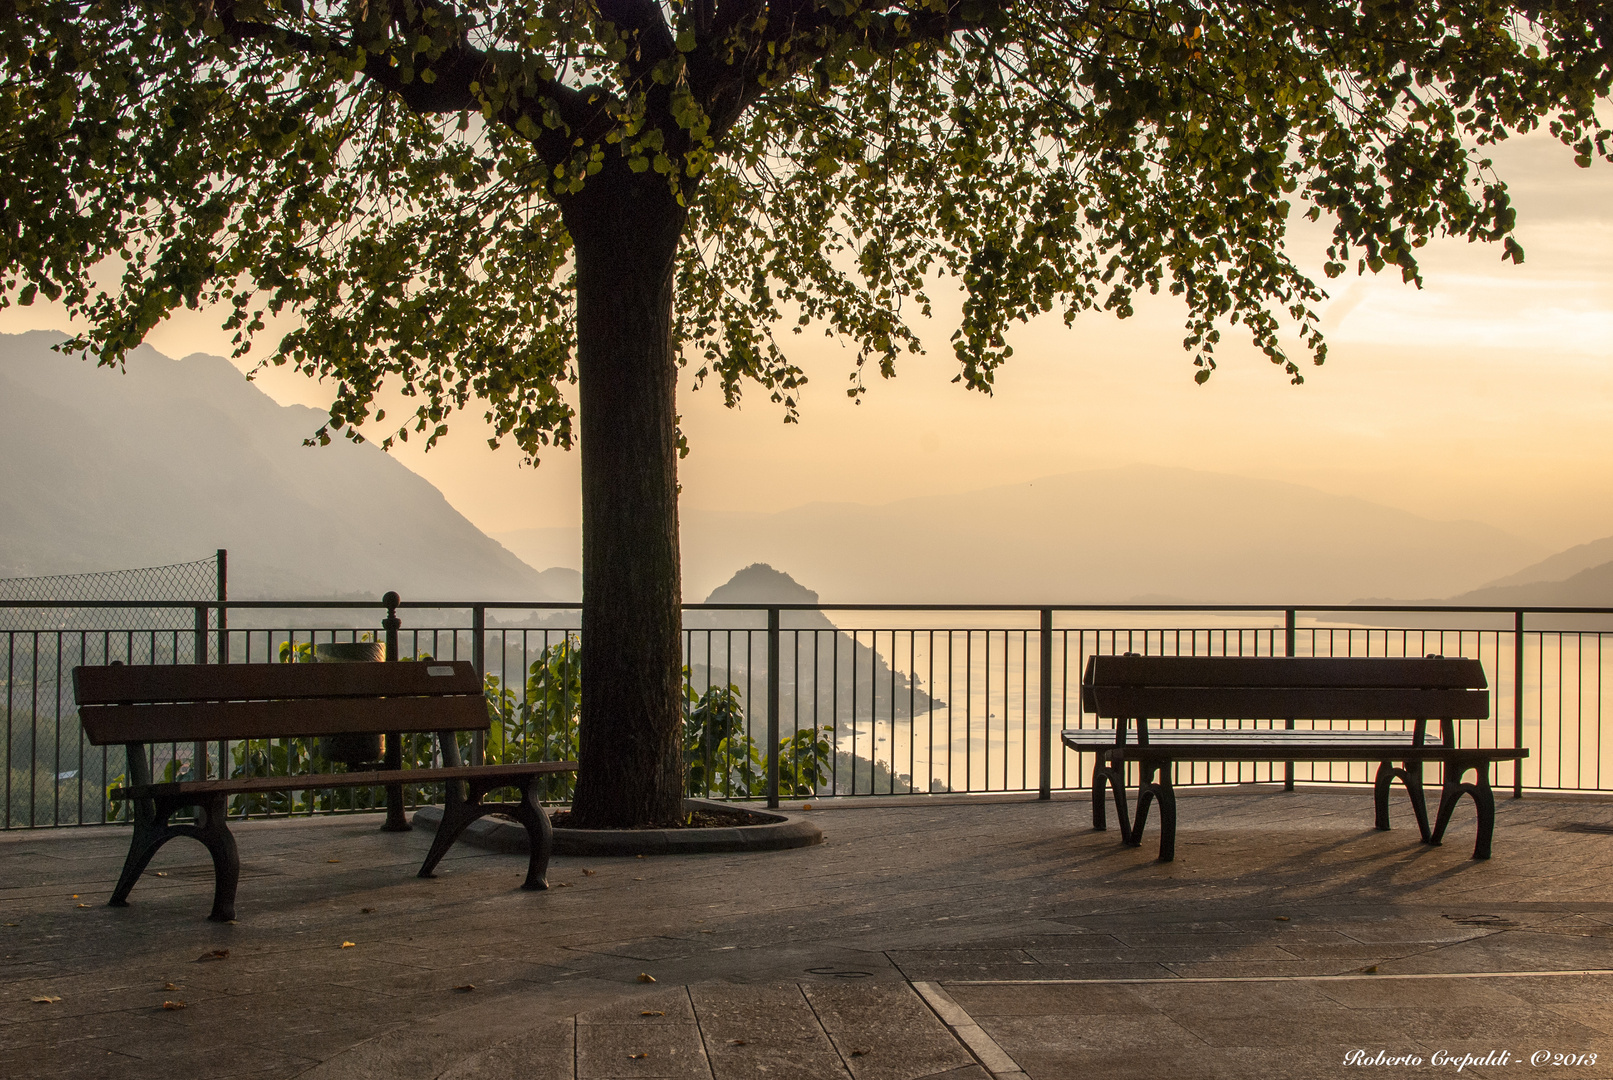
(832, 628, 840, 796)
(766, 606, 780, 809)
(471, 606, 486, 767)
(1282, 608, 1296, 791)
(1039, 611, 1053, 800)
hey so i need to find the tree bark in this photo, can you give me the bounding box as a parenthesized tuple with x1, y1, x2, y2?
(562, 161, 689, 828)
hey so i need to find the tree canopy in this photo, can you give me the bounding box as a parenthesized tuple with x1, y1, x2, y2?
(5, 0, 1610, 827)
(7, 0, 1609, 441)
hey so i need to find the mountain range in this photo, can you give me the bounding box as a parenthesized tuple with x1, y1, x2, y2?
(0, 331, 569, 601)
(504, 467, 1550, 605)
(7, 329, 1609, 610)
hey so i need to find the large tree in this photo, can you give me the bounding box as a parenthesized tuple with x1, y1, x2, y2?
(3, 0, 1608, 825)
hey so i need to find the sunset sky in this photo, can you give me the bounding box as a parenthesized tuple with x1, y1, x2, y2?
(6, 128, 1611, 558)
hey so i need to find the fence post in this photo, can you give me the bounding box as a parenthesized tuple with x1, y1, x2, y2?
(471, 605, 486, 767)
(1039, 608, 1053, 800)
(1284, 608, 1296, 791)
(215, 548, 228, 665)
(766, 606, 780, 809)
(1514, 609, 1525, 799)
(193, 605, 209, 779)
(379, 591, 411, 831)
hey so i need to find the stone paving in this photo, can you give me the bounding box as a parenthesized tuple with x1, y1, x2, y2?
(2, 785, 1612, 1079)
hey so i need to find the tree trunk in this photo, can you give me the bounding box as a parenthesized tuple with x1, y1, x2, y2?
(562, 164, 689, 828)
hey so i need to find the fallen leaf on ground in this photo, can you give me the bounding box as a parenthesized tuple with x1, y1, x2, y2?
(196, 950, 229, 962)
(32, 995, 62, 1004)
(1274, 915, 1290, 921)
(360, 907, 375, 914)
(628, 1053, 647, 1060)
(452, 984, 475, 992)
(582, 869, 596, 876)
(76, 903, 90, 909)
(163, 983, 183, 991)
(153, 871, 168, 877)
(327, 859, 340, 864)
(553, 882, 573, 888)
(340, 942, 356, 949)
(640, 1010, 664, 1017)
(635, 854, 644, 859)
(699, 929, 715, 934)
(636, 973, 656, 983)
(70, 894, 78, 899)
(161, 1001, 186, 1011)
(850, 1048, 869, 1057)
(1360, 965, 1379, 974)
(727, 1039, 747, 1046)
(801, 803, 812, 810)
(2, 922, 18, 927)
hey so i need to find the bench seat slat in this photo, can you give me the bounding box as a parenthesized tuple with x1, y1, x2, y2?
(73, 660, 481, 706)
(1082, 655, 1487, 689)
(1084, 686, 1489, 721)
(1065, 746, 1527, 763)
(1064, 728, 1444, 743)
(113, 760, 578, 801)
(79, 694, 490, 745)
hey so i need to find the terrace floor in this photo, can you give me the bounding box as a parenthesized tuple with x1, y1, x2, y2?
(3, 786, 1612, 1080)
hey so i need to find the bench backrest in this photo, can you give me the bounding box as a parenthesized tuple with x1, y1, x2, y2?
(74, 661, 488, 745)
(1081, 655, 1490, 721)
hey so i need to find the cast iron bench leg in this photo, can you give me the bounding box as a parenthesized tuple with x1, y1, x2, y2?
(418, 786, 479, 880)
(110, 793, 239, 922)
(1105, 752, 1134, 843)
(1091, 757, 1109, 831)
(1431, 756, 1496, 860)
(1143, 762, 1177, 862)
(512, 778, 554, 891)
(1130, 762, 1158, 849)
(1403, 761, 1432, 841)
(418, 773, 553, 889)
(1373, 761, 1433, 841)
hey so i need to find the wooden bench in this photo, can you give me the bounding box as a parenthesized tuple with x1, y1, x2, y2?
(74, 660, 577, 921)
(1062, 655, 1527, 862)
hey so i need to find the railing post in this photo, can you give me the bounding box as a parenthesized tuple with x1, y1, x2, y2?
(1039, 608, 1053, 800)
(471, 605, 486, 767)
(766, 606, 780, 809)
(194, 605, 209, 665)
(193, 605, 209, 779)
(215, 548, 228, 665)
(1284, 608, 1296, 791)
(379, 591, 411, 831)
(1514, 609, 1525, 799)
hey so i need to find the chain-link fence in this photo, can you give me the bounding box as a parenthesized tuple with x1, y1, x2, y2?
(3, 553, 226, 825)
(0, 553, 223, 632)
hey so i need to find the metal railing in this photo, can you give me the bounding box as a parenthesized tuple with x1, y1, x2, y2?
(4, 598, 1610, 827)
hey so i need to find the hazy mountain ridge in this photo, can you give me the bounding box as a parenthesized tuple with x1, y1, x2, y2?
(1443, 544, 1613, 608)
(0, 331, 566, 601)
(681, 467, 1541, 604)
(500, 467, 1547, 604)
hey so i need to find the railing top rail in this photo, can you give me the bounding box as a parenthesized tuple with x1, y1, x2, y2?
(5, 599, 1613, 616)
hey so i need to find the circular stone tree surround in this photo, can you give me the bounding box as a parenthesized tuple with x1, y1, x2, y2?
(411, 799, 822, 856)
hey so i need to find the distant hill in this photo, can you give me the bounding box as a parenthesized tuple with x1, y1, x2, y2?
(685, 563, 939, 728)
(1464, 535, 1613, 591)
(1447, 560, 1613, 607)
(0, 331, 569, 601)
(1442, 536, 1613, 608)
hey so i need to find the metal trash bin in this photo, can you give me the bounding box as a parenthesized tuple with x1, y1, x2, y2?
(314, 641, 385, 767)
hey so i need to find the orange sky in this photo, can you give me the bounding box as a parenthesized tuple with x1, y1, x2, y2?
(6, 130, 1611, 556)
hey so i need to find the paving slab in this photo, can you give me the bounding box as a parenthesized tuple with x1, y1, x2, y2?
(1, 786, 1611, 1078)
